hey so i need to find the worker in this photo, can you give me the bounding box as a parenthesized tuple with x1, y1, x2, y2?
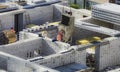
(52, 30, 65, 42)
(11, 27, 15, 33)
(57, 32, 62, 41)
(56, 30, 65, 41)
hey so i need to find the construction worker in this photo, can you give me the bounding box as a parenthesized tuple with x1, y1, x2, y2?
(52, 30, 65, 42)
(11, 27, 15, 33)
(56, 30, 65, 41)
(57, 32, 62, 41)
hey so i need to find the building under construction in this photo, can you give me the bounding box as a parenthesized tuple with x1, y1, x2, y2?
(0, 0, 120, 72)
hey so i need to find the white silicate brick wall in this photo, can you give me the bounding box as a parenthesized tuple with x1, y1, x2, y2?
(0, 38, 42, 59)
(23, 5, 54, 25)
(98, 37, 120, 71)
(31, 48, 86, 68)
(0, 14, 14, 30)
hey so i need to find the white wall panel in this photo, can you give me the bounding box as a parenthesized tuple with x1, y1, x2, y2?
(98, 37, 120, 71)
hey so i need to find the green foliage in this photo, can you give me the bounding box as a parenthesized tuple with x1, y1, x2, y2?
(26, 24, 37, 28)
(70, 3, 80, 9)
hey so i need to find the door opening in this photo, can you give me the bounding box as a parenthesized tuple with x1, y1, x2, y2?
(14, 13, 23, 33)
(14, 14, 19, 33)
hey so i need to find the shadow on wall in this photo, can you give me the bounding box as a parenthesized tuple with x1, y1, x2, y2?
(23, 6, 54, 25)
(41, 39, 70, 56)
(0, 57, 7, 71)
(0, 38, 70, 60)
(41, 40, 56, 56)
(53, 5, 62, 22)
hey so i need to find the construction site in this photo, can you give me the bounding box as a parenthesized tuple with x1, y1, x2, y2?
(0, 0, 120, 72)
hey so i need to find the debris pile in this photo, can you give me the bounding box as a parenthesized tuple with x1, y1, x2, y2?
(102, 65, 120, 72)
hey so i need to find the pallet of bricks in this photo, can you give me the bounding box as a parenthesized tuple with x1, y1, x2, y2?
(0, 30, 16, 45)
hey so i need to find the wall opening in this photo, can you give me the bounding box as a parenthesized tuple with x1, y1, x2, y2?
(14, 13, 24, 33)
(15, 14, 19, 33)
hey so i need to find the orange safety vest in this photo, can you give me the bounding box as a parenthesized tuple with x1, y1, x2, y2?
(57, 32, 62, 41)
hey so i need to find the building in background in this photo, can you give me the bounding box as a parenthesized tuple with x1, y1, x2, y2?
(109, 0, 120, 4)
(69, 0, 109, 9)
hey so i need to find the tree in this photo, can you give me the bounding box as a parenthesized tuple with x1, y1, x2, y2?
(70, 3, 79, 9)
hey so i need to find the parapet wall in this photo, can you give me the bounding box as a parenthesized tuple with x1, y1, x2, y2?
(0, 13, 14, 30)
(24, 5, 53, 25)
(30, 46, 86, 68)
(0, 38, 42, 59)
(97, 37, 120, 71)
(0, 5, 54, 30)
(0, 52, 58, 72)
(0, 37, 87, 71)
(0, 37, 71, 59)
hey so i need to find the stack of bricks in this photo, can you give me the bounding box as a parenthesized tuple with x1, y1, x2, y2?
(0, 32, 8, 45)
(0, 30, 16, 45)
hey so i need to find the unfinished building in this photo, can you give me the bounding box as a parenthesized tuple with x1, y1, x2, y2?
(18, 3, 120, 72)
(1, 1, 120, 72)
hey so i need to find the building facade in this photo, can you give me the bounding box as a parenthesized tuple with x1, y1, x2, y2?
(69, 0, 109, 9)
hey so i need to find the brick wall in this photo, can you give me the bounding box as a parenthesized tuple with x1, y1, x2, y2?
(98, 37, 120, 71)
(0, 38, 42, 59)
(0, 14, 14, 30)
(31, 49, 86, 68)
(23, 5, 53, 25)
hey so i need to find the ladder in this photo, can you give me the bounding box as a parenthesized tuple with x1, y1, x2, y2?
(25, 13, 31, 25)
